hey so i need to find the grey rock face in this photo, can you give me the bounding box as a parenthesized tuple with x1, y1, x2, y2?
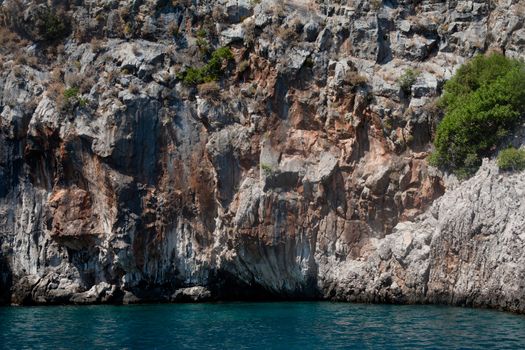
(70, 282, 118, 304)
(0, 0, 524, 313)
(221, 24, 246, 45)
(304, 21, 319, 42)
(171, 286, 212, 302)
(224, 0, 253, 23)
(320, 160, 525, 313)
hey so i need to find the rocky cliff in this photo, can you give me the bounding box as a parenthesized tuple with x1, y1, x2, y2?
(0, 0, 524, 311)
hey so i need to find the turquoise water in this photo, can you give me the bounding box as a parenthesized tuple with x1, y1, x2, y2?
(1, 302, 525, 349)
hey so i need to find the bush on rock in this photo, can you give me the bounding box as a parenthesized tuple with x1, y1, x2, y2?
(430, 53, 525, 177)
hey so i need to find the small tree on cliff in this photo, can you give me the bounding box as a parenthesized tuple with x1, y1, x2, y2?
(429, 53, 525, 177)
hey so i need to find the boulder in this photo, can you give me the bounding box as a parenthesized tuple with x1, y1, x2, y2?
(171, 286, 212, 302)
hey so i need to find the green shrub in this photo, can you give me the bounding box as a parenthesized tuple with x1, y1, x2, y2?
(430, 53, 525, 177)
(196, 28, 207, 38)
(78, 97, 88, 108)
(205, 46, 234, 78)
(39, 9, 68, 41)
(196, 37, 209, 55)
(211, 46, 234, 61)
(181, 67, 205, 85)
(60, 87, 81, 112)
(178, 46, 234, 85)
(398, 68, 419, 95)
(63, 87, 79, 100)
(260, 163, 273, 175)
(497, 147, 525, 171)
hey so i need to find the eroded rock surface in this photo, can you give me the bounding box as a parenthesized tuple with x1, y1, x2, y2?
(0, 0, 524, 311)
(321, 160, 525, 313)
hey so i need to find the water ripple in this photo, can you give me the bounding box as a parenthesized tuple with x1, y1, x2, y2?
(1, 303, 525, 349)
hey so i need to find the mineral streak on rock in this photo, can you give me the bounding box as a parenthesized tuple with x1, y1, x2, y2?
(0, 0, 524, 311)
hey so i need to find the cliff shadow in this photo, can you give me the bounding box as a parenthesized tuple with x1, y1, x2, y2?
(208, 269, 319, 302)
(0, 253, 12, 305)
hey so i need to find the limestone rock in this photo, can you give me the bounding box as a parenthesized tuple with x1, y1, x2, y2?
(0, 0, 524, 314)
(221, 24, 245, 45)
(224, 0, 253, 23)
(171, 286, 212, 302)
(71, 283, 118, 304)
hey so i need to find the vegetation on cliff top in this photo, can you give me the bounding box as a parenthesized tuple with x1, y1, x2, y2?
(429, 53, 525, 177)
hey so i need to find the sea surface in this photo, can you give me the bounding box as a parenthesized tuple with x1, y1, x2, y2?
(1, 302, 525, 349)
